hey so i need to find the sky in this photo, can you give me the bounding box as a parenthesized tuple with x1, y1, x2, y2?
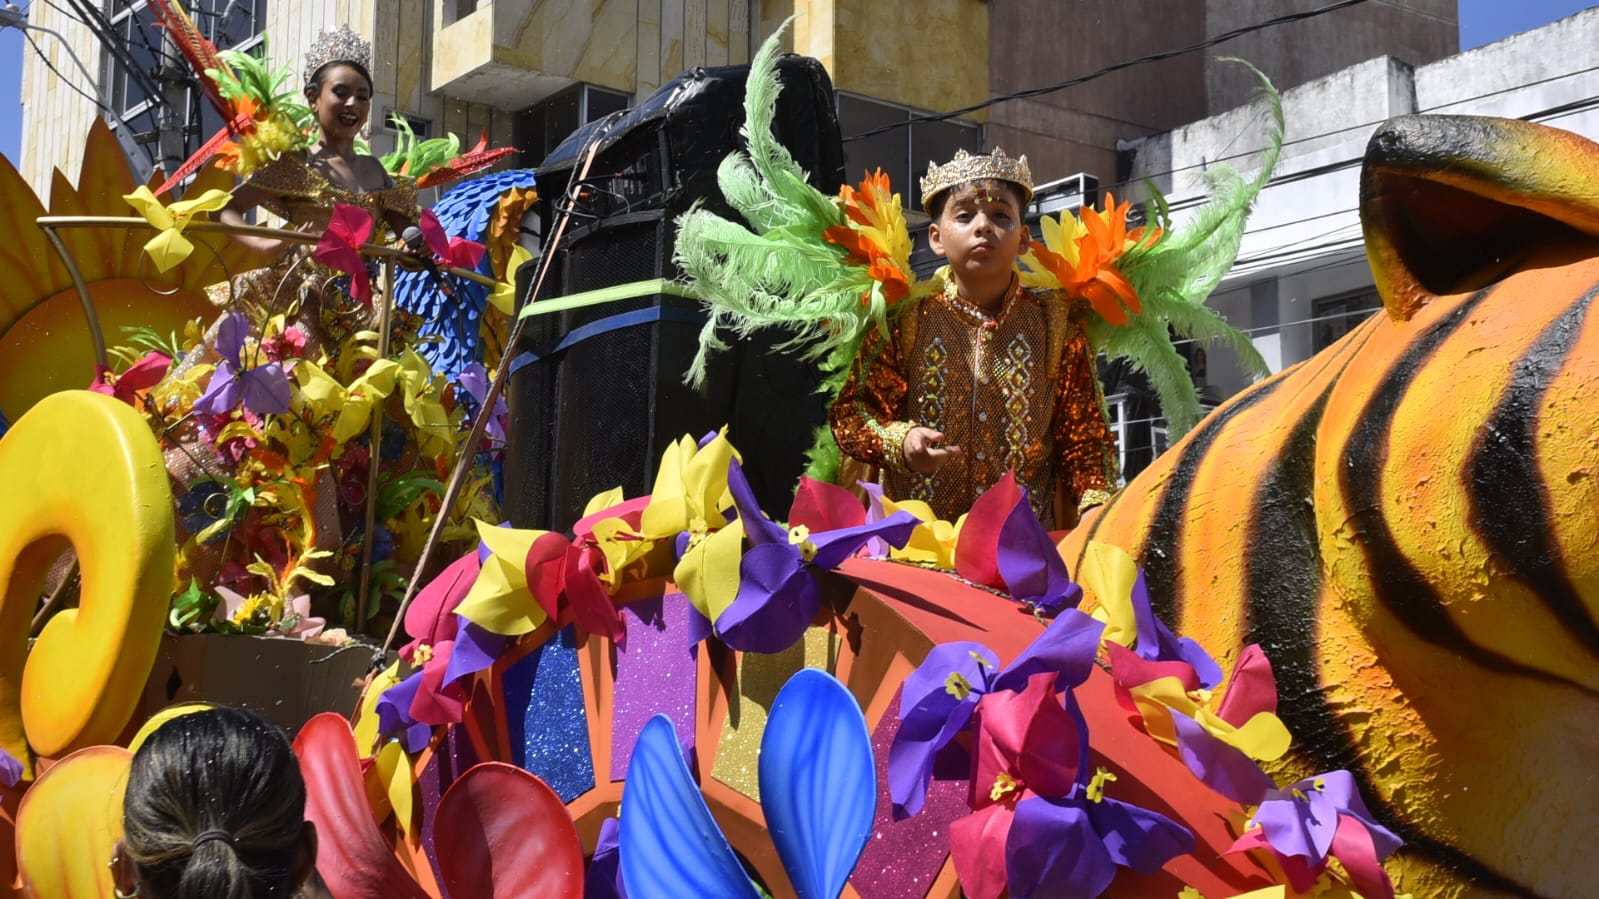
(2, 1, 1597, 169)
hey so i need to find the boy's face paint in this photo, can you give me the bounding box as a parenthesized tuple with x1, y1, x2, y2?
(928, 182, 1030, 286)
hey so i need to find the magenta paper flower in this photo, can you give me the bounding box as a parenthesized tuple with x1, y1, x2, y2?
(888, 608, 1104, 818)
(90, 351, 172, 406)
(193, 312, 291, 416)
(1110, 641, 1290, 805)
(376, 551, 507, 752)
(312, 203, 375, 307)
(1230, 769, 1403, 899)
(949, 673, 1194, 899)
(714, 460, 920, 653)
(418, 208, 487, 272)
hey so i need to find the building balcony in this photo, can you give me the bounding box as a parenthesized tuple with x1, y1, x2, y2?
(431, 0, 635, 111)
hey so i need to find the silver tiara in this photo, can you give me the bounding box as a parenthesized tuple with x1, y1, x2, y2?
(303, 25, 372, 85)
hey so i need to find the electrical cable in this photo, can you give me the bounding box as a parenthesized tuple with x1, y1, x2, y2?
(18, 28, 110, 113)
(843, 0, 1375, 142)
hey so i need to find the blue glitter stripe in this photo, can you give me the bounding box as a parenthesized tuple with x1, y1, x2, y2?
(499, 625, 595, 803)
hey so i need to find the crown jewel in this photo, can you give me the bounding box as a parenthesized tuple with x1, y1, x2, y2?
(919, 147, 1034, 212)
(304, 26, 373, 85)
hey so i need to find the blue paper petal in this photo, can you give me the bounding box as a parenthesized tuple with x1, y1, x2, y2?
(1082, 793, 1196, 875)
(1008, 796, 1115, 899)
(807, 510, 922, 569)
(996, 499, 1082, 611)
(992, 609, 1105, 694)
(716, 543, 819, 653)
(759, 669, 876, 899)
(619, 716, 761, 899)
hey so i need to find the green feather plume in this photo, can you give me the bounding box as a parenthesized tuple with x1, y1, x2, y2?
(674, 17, 887, 395)
(1090, 58, 1282, 435)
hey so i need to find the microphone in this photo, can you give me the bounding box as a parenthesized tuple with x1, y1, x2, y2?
(402, 225, 456, 300)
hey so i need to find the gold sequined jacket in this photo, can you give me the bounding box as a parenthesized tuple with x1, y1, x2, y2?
(830, 281, 1118, 528)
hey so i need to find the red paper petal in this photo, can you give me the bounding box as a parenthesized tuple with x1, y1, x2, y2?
(789, 476, 867, 532)
(293, 714, 430, 899)
(954, 470, 1025, 589)
(949, 803, 1015, 899)
(526, 531, 572, 623)
(404, 552, 480, 647)
(1216, 643, 1280, 726)
(434, 762, 584, 898)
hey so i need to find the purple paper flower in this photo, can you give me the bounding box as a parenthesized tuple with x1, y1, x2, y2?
(1230, 769, 1402, 898)
(194, 312, 291, 416)
(949, 673, 1192, 899)
(0, 746, 22, 788)
(888, 609, 1104, 818)
(455, 362, 508, 445)
(713, 460, 920, 653)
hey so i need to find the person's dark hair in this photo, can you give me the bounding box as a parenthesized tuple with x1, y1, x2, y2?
(304, 60, 374, 99)
(122, 708, 308, 899)
(927, 178, 1028, 222)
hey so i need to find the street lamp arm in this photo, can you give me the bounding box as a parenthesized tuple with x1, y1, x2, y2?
(1, 4, 114, 111)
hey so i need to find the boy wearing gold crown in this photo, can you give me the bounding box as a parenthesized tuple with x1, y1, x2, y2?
(830, 148, 1118, 528)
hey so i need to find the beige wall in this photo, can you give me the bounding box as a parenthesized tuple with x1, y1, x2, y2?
(16, 3, 105, 201)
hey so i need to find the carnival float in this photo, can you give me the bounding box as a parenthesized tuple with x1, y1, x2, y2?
(1, 9, 1596, 899)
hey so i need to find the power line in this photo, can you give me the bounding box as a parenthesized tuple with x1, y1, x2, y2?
(1125, 60, 1599, 192)
(14, 17, 112, 114)
(843, 0, 1376, 143)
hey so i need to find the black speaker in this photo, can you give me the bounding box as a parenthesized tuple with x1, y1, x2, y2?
(505, 55, 845, 530)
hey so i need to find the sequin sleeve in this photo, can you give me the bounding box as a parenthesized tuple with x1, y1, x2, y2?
(1051, 322, 1119, 513)
(830, 322, 915, 474)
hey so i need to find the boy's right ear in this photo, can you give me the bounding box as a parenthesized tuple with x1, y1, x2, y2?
(927, 220, 946, 257)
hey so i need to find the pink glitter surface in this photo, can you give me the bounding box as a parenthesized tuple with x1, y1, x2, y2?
(850, 687, 970, 897)
(609, 592, 698, 781)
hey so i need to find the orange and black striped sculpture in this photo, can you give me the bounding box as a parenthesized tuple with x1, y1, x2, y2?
(1062, 115, 1599, 899)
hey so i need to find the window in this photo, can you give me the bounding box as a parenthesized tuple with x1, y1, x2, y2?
(1312, 289, 1381, 352)
(835, 93, 981, 211)
(384, 110, 435, 139)
(105, 0, 267, 174)
(444, 0, 480, 26)
(513, 83, 632, 167)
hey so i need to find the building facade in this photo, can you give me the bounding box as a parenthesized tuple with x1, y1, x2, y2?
(1116, 5, 1599, 466)
(17, 1, 1457, 210)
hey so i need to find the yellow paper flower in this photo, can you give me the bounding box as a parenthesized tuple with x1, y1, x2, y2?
(675, 518, 745, 623)
(883, 496, 962, 568)
(395, 350, 455, 459)
(635, 429, 739, 542)
(488, 245, 532, 315)
(453, 519, 554, 636)
(123, 185, 233, 274)
(295, 357, 402, 445)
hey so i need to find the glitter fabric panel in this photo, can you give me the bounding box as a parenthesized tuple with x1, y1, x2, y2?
(710, 627, 839, 801)
(850, 688, 970, 898)
(417, 724, 480, 891)
(500, 625, 595, 802)
(610, 592, 698, 781)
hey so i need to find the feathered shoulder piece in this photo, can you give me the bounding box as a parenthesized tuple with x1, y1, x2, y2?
(379, 116, 518, 189)
(1019, 58, 1282, 435)
(675, 19, 939, 395)
(207, 47, 315, 177)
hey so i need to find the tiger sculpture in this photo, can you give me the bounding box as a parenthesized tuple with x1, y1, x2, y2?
(1060, 114, 1599, 899)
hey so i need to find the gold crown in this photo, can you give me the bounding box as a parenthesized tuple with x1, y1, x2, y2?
(919, 147, 1034, 212)
(304, 25, 373, 84)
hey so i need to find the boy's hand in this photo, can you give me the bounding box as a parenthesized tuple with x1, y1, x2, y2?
(903, 427, 961, 474)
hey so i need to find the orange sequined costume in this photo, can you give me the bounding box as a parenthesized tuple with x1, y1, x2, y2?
(831, 277, 1118, 528)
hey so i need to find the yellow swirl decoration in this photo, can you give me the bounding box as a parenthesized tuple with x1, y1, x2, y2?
(0, 391, 174, 772)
